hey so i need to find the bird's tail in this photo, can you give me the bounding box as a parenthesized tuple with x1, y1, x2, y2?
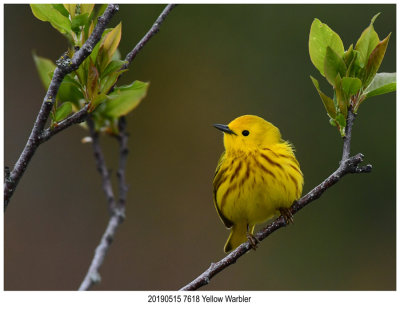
(224, 223, 254, 253)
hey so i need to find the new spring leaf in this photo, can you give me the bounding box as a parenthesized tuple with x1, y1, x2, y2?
(309, 18, 344, 77)
(103, 81, 149, 118)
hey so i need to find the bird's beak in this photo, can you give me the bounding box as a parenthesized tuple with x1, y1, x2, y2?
(213, 124, 237, 135)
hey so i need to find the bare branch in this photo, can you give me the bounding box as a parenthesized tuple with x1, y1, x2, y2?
(341, 109, 356, 162)
(86, 118, 116, 214)
(122, 4, 178, 69)
(78, 4, 178, 289)
(4, 4, 119, 210)
(78, 118, 129, 290)
(180, 106, 372, 291)
(78, 211, 125, 291)
(115, 117, 129, 210)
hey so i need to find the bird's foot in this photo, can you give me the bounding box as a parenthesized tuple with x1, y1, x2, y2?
(247, 233, 259, 251)
(279, 207, 294, 225)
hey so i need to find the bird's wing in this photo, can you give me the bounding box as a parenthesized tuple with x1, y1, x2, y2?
(212, 151, 233, 228)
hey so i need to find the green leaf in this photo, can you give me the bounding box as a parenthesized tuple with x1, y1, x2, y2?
(101, 60, 127, 78)
(80, 4, 95, 15)
(343, 44, 354, 66)
(32, 53, 56, 89)
(52, 4, 69, 17)
(54, 102, 73, 122)
(100, 23, 122, 70)
(334, 74, 347, 117)
(336, 113, 346, 137)
(63, 4, 76, 18)
(90, 28, 113, 63)
(310, 76, 336, 118)
(342, 77, 362, 97)
(324, 46, 347, 86)
(363, 33, 391, 88)
(30, 4, 72, 35)
(364, 72, 396, 98)
(71, 13, 89, 34)
(345, 50, 360, 77)
(87, 60, 100, 99)
(58, 82, 84, 105)
(63, 74, 83, 90)
(354, 13, 380, 69)
(100, 70, 126, 95)
(90, 93, 108, 111)
(76, 57, 90, 88)
(112, 48, 122, 61)
(309, 18, 345, 77)
(103, 81, 149, 118)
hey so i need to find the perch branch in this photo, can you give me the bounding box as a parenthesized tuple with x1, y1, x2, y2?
(78, 118, 128, 291)
(4, 4, 119, 210)
(180, 105, 372, 291)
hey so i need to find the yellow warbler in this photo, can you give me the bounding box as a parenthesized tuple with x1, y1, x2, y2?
(213, 115, 303, 253)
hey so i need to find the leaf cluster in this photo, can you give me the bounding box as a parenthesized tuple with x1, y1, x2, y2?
(31, 4, 149, 134)
(309, 13, 395, 136)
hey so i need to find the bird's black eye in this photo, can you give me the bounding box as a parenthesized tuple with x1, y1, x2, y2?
(242, 130, 249, 136)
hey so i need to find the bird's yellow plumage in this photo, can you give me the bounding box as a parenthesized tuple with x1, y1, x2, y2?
(213, 115, 303, 253)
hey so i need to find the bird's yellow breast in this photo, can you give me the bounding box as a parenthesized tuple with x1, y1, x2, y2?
(213, 142, 303, 227)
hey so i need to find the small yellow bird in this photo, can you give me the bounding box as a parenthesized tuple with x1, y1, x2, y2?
(213, 115, 303, 253)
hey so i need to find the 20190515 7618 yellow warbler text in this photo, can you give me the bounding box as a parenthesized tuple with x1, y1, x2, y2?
(213, 115, 304, 253)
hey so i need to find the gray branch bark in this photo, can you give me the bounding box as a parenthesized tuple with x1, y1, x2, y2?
(78, 118, 127, 291)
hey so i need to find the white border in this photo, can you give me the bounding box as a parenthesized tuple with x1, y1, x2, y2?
(1, 1, 399, 308)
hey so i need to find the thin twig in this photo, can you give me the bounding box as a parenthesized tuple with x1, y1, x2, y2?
(180, 106, 372, 291)
(341, 109, 356, 162)
(78, 212, 124, 291)
(78, 5, 177, 290)
(78, 118, 128, 291)
(115, 117, 129, 210)
(86, 118, 116, 214)
(122, 4, 178, 70)
(39, 104, 90, 143)
(4, 4, 119, 210)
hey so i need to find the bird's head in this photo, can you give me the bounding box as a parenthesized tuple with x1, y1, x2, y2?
(214, 115, 281, 153)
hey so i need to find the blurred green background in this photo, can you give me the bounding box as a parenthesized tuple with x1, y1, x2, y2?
(4, 4, 395, 290)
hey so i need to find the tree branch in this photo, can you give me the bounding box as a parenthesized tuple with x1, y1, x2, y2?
(180, 108, 372, 291)
(78, 211, 125, 291)
(86, 118, 116, 214)
(39, 104, 90, 143)
(78, 117, 127, 291)
(4, 4, 119, 210)
(77, 5, 178, 289)
(341, 109, 356, 162)
(115, 117, 129, 210)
